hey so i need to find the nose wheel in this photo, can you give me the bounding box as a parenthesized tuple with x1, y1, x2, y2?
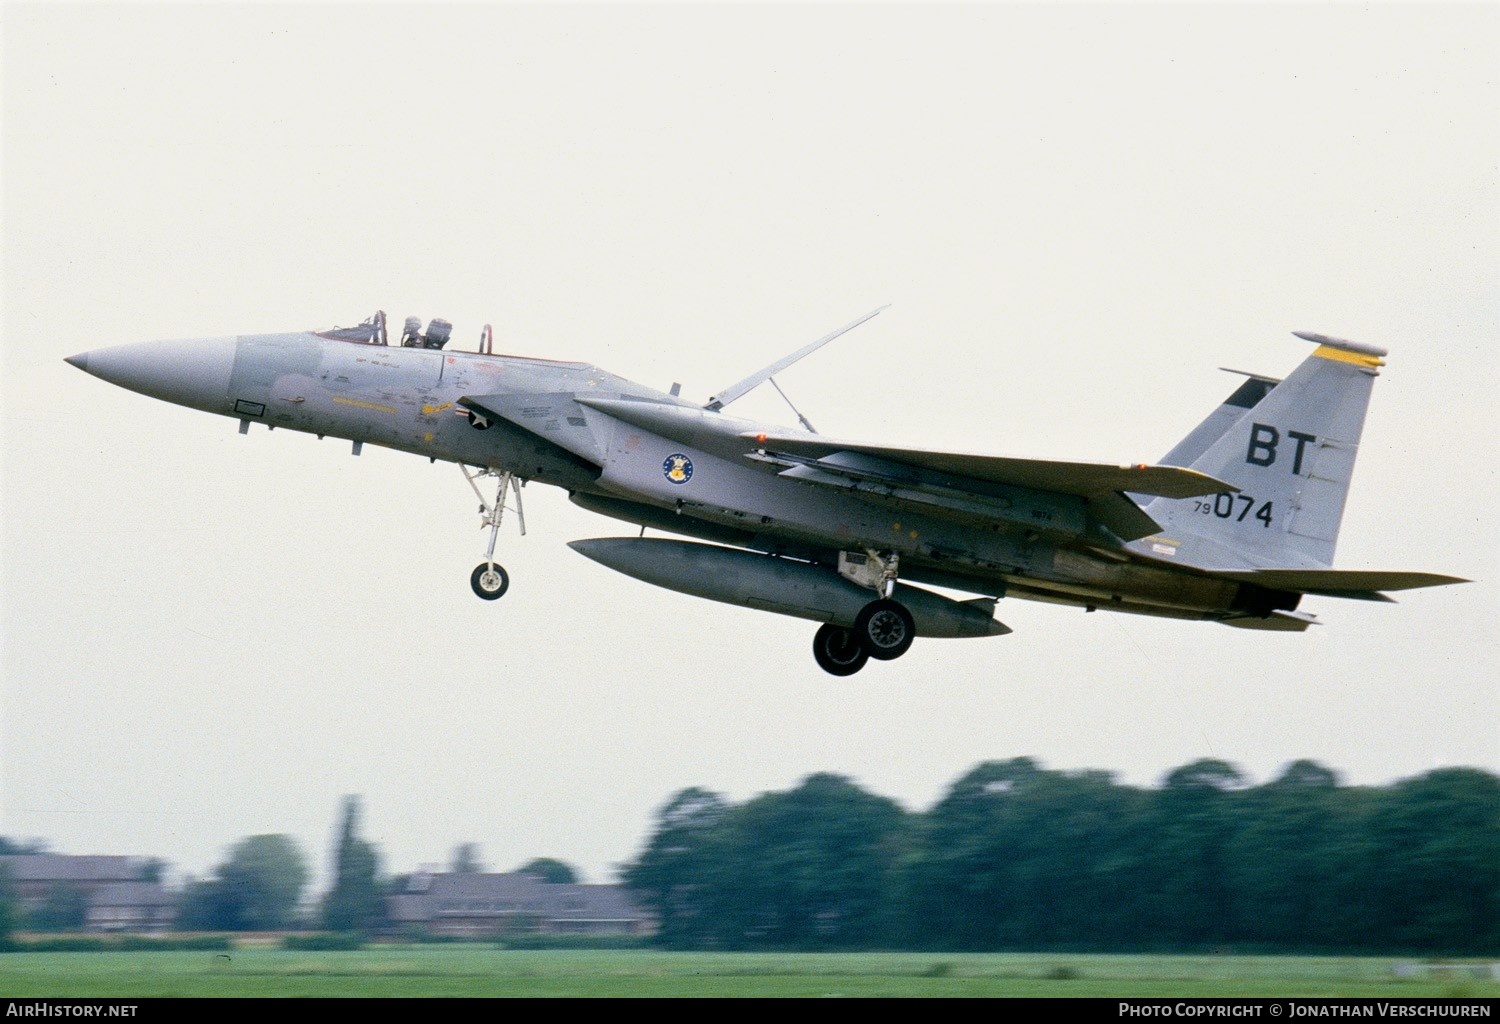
(471, 563, 510, 600)
(462, 465, 526, 601)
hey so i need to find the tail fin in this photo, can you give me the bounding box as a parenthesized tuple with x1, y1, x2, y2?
(1159, 369, 1280, 468)
(1135, 333, 1385, 570)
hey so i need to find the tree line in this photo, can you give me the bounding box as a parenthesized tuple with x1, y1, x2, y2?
(3, 760, 1495, 953)
(621, 758, 1498, 955)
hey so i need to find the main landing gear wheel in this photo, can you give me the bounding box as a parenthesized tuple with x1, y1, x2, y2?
(471, 563, 510, 600)
(813, 623, 870, 677)
(854, 598, 915, 661)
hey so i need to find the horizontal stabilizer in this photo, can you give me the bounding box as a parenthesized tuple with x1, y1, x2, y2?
(1207, 568, 1471, 598)
(747, 433, 1238, 500)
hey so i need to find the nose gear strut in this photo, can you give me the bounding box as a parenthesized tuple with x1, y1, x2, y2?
(462, 465, 526, 600)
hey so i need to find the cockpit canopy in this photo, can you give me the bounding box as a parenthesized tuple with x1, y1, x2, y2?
(318, 310, 388, 345)
(318, 311, 491, 353)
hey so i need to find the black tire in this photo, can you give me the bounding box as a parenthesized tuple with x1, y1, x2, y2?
(854, 599, 915, 660)
(813, 623, 870, 676)
(470, 562, 510, 600)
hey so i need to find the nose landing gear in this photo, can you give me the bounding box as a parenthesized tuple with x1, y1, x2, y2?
(462, 465, 526, 601)
(470, 563, 510, 600)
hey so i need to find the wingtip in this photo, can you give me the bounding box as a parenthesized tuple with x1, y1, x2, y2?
(1408, 574, 1474, 587)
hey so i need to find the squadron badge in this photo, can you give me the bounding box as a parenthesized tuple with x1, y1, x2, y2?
(663, 453, 694, 485)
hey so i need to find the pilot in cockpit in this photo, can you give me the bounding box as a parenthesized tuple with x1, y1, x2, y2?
(397, 316, 453, 350)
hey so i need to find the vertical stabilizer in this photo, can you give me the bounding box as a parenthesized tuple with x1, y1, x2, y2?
(1159, 370, 1280, 468)
(1132, 333, 1385, 570)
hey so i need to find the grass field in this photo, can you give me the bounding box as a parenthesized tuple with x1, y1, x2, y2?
(2, 948, 1497, 998)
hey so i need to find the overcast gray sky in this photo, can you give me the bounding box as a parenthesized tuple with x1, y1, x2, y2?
(3, 2, 1496, 892)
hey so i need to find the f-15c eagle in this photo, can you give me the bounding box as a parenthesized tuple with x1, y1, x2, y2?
(66, 308, 1468, 675)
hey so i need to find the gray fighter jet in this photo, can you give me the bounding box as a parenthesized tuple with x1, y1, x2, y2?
(65, 308, 1467, 675)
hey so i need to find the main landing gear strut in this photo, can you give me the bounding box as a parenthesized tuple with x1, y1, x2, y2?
(462, 465, 526, 600)
(813, 550, 917, 676)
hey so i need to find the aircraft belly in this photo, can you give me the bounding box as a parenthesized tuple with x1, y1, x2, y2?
(1043, 549, 1240, 611)
(999, 581, 1225, 621)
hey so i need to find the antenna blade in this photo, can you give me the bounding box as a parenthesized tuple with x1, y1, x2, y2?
(705, 304, 888, 411)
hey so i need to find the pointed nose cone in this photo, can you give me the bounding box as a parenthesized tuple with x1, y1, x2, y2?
(64, 336, 238, 415)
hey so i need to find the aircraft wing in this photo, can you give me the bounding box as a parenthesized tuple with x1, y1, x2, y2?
(564, 398, 1233, 541)
(743, 432, 1238, 542)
